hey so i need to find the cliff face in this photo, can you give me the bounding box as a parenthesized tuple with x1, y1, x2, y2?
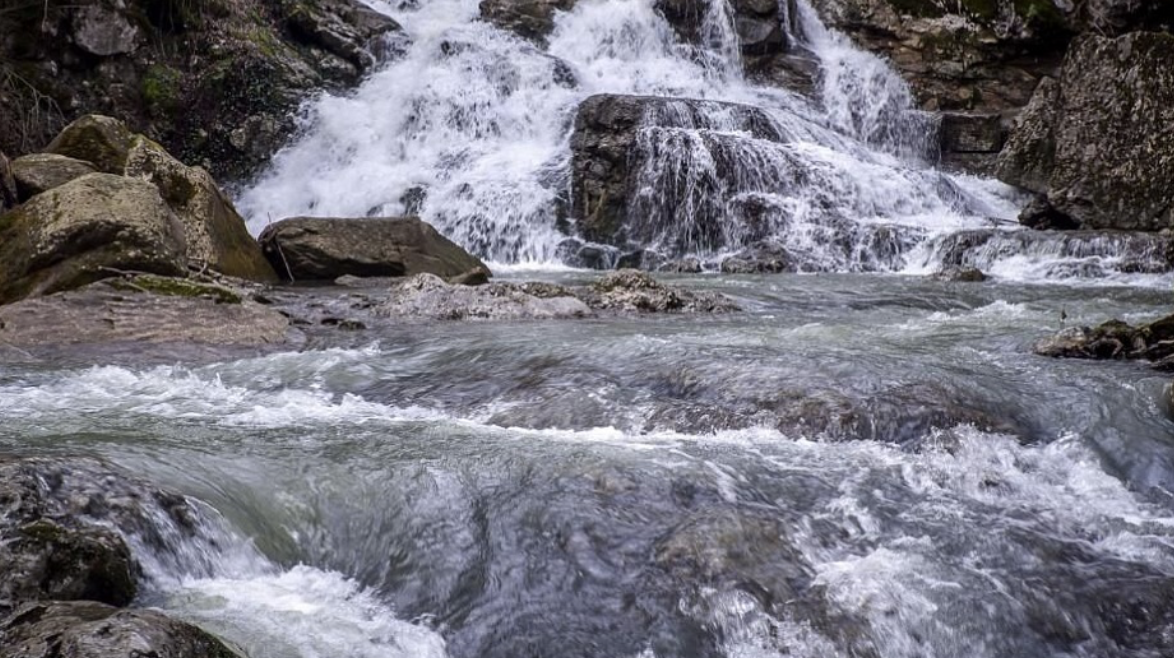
(808, 0, 1172, 112)
(0, 0, 402, 182)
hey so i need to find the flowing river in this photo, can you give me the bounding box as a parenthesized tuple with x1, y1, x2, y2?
(4, 0, 1174, 656)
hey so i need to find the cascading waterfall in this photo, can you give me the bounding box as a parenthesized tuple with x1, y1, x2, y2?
(235, 0, 1169, 283)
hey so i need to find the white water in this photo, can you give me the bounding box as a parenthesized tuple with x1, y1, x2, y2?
(237, 0, 1043, 275)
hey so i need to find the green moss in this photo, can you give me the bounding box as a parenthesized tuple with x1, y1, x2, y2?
(19, 519, 68, 543)
(142, 64, 182, 117)
(110, 274, 243, 304)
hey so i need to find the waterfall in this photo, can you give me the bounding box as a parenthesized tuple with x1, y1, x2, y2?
(234, 0, 1163, 284)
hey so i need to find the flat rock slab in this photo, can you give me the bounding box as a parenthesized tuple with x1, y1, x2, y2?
(0, 279, 289, 347)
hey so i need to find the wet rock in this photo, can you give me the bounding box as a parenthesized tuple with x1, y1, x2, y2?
(921, 228, 1174, 278)
(720, 242, 792, 274)
(378, 273, 592, 320)
(997, 33, 1174, 231)
(809, 0, 1074, 112)
(1035, 313, 1174, 367)
(932, 266, 987, 282)
(571, 94, 783, 251)
(581, 269, 739, 313)
(0, 601, 237, 658)
(0, 520, 136, 612)
(0, 275, 289, 347)
(71, 5, 142, 57)
(0, 173, 187, 305)
(0, 455, 219, 614)
(448, 265, 494, 286)
(10, 154, 98, 202)
(285, 0, 403, 69)
(938, 112, 1007, 175)
(1018, 194, 1079, 231)
(659, 257, 704, 273)
(655, 512, 811, 607)
(479, 0, 577, 41)
(258, 217, 488, 281)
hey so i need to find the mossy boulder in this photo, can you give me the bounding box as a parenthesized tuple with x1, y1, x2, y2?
(123, 135, 277, 281)
(0, 601, 238, 658)
(0, 173, 187, 304)
(10, 154, 98, 202)
(44, 115, 135, 175)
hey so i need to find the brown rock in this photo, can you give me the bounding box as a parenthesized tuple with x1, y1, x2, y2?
(10, 154, 98, 202)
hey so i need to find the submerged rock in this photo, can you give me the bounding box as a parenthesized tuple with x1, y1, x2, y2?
(258, 216, 489, 281)
(0, 276, 288, 347)
(0, 601, 237, 658)
(0, 455, 216, 614)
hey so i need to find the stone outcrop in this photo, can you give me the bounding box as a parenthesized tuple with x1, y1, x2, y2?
(996, 32, 1174, 231)
(0, 116, 276, 304)
(809, 0, 1076, 112)
(0, 601, 238, 658)
(0, 0, 403, 181)
(937, 112, 1008, 174)
(257, 216, 489, 281)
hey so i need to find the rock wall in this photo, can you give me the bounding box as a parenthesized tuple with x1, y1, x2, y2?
(0, 0, 402, 182)
(996, 32, 1174, 231)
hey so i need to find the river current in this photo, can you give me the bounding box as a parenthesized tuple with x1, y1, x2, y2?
(4, 0, 1174, 656)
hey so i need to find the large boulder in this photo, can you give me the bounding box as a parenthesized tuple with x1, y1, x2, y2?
(10, 154, 98, 202)
(997, 32, 1174, 231)
(0, 601, 237, 658)
(0, 173, 187, 304)
(257, 216, 488, 281)
(42, 116, 277, 281)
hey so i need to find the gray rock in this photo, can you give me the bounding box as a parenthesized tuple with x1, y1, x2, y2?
(0, 601, 237, 658)
(258, 216, 489, 281)
(45, 115, 135, 175)
(0, 276, 289, 347)
(378, 273, 592, 320)
(10, 154, 98, 202)
(71, 5, 142, 57)
(994, 77, 1059, 196)
(580, 269, 739, 313)
(285, 0, 403, 69)
(0, 173, 187, 305)
(1035, 314, 1174, 365)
